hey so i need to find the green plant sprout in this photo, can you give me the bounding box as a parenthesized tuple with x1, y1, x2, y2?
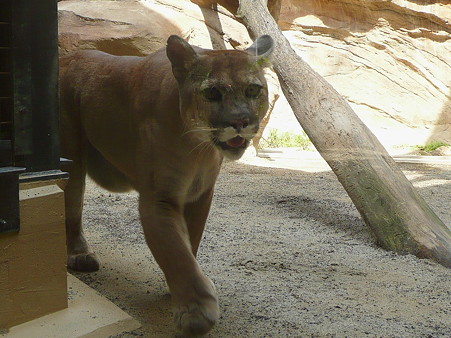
(259, 129, 312, 149)
(415, 141, 450, 152)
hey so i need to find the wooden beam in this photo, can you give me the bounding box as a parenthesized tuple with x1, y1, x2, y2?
(238, 0, 451, 268)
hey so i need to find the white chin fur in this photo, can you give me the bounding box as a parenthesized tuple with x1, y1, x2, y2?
(222, 147, 246, 161)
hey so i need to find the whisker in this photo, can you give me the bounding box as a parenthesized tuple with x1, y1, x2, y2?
(198, 141, 213, 158)
(189, 140, 213, 156)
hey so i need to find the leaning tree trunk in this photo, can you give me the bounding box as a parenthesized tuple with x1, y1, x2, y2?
(237, 0, 451, 268)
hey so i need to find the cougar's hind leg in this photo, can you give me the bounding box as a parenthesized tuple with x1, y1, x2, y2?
(60, 111, 100, 272)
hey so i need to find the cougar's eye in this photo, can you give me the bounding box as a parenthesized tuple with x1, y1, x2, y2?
(202, 87, 222, 102)
(245, 84, 262, 98)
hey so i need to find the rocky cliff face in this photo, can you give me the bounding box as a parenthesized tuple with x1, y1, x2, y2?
(277, 0, 450, 145)
(58, 0, 252, 55)
(58, 0, 450, 146)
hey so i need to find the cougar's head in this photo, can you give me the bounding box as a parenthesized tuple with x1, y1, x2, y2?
(167, 35, 274, 160)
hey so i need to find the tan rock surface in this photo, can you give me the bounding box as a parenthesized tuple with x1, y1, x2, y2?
(58, 0, 252, 55)
(273, 0, 450, 145)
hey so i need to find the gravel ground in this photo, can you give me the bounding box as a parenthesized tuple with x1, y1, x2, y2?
(71, 156, 451, 337)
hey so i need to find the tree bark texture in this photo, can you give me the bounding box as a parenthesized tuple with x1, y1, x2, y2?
(191, 0, 281, 21)
(237, 1, 451, 268)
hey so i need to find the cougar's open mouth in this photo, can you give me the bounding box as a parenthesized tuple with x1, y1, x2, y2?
(211, 124, 257, 159)
(215, 136, 248, 150)
(225, 136, 246, 148)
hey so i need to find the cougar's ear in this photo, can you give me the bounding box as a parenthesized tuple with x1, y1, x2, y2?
(166, 35, 198, 80)
(246, 35, 274, 63)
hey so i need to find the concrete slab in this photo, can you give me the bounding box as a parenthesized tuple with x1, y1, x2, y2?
(1, 274, 141, 338)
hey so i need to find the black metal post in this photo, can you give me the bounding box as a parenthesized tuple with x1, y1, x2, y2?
(12, 0, 60, 172)
(1, 0, 64, 234)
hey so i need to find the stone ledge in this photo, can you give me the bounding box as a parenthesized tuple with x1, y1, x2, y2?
(2, 274, 141, 338)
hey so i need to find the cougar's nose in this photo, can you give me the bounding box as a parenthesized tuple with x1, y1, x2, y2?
(230, 118, 249, 131)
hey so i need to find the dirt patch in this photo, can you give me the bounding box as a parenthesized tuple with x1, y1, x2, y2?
(72, 159, 451, 337)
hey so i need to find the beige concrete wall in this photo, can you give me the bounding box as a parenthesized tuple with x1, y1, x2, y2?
(0, 179, 68, 329)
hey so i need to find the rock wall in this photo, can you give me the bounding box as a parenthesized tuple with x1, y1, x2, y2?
(276, 0, 450, 145)
(58, 0, 252, 55)
(58, 0, 450, 147)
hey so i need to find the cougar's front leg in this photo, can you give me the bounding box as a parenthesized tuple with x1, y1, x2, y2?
(139, 194, 219, 336)
(184, 188, 214, 257)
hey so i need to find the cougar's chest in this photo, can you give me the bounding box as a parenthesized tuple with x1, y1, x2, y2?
(186, 158, 222, 203)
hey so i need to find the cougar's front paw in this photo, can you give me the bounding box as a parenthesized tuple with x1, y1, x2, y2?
(67, 252, 100, 272)
(174, 277, 219, 336)
(175, 297, 219, 336)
